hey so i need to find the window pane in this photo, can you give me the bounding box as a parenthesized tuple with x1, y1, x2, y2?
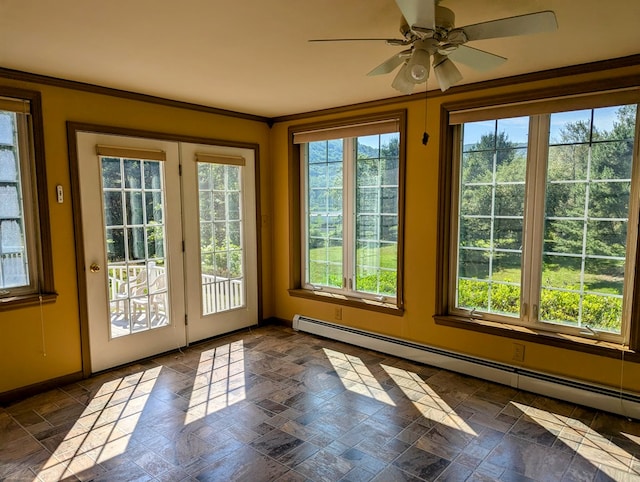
(124, 159, 142, 189)
(306, 140, 344, 290)
(539, 105, 636, 334)
(0, 111, 29, 289)
(355, 133, 398, 297)
(145, 191, 163, 224)
(456, 118, 527, 317)
(459, 217, 491, 248)
(0, 112, 15, 145)
(549, 110, 592, 144)
(589, 181, 630, 218)
(0, 150, 18, 181)
(358, 135, 379, 158)
(460, 185, 492, 216)
(547, 145, 589, 181)
(104, 191, 123, 226)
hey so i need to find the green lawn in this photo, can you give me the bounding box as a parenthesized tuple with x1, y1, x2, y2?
(491, 266, 623, 295)
(308, 244, 397, 293)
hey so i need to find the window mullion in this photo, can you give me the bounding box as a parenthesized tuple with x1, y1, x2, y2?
(15, 113, 38, 292)
(344, 138, 355, 292)
(300, 146, 310, 288)
(622, 105, 640, 343)
(449, 126, 463, 312)
(522, 114, 550, 323)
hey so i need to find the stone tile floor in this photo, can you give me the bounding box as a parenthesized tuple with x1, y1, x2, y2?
(1, 325, 640, 481)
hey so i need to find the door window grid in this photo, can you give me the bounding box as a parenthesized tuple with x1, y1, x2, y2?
(198, 163, 245, 315)
(101, 157, 169, 337)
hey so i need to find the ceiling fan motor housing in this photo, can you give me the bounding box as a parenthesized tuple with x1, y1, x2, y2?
(435, 6, 455, 30)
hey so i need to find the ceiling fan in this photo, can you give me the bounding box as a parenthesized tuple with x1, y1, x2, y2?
(310, 0, 558, 93)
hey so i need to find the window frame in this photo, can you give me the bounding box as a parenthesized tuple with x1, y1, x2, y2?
(288, 110, 407, 315)
(436, 82, 640, 358)
(0, 87, 55, 309)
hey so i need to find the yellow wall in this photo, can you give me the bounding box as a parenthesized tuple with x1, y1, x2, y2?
(270, 64, 640, 393)
(0, 77, 272, 394)
(3, 62, 640, 398)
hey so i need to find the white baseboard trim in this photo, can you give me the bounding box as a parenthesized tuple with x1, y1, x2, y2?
(293, 314, 640, 419)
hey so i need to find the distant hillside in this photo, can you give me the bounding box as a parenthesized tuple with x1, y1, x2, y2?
(308, 141, 380, 161)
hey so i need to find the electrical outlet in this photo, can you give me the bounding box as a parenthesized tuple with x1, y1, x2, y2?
(334, 307, 342, 320)
(513, 343, 525, 362)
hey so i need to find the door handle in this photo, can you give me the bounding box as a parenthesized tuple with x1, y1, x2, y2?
(89, 263, 101, 273)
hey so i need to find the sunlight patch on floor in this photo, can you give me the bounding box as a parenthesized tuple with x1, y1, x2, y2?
(37, 367, 161, 480)
(381, 364, 478, 436)
(184, 340, 246, 424)
(323, 348, 395, 405)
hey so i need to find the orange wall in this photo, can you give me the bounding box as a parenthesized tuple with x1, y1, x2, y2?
(0, 77, 272, 394)
(269, 64, 640, 393)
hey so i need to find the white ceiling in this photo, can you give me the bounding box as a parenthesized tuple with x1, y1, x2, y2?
(0, 0, 639, 118)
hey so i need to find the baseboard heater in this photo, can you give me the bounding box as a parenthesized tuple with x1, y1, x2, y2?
(293, 315, 640, 420)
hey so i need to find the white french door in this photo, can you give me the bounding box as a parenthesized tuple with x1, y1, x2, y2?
(181, 143, 258, 343)
(76, 132, 258, 372)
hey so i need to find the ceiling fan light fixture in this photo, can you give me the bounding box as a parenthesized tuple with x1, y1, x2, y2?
(391, 62, 415, 94)
(407, 48, 430, 83)
(433, 54, 462, 91)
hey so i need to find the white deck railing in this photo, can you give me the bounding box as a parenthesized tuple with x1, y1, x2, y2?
(201, 274, 244, 315)
(107, 264, 243, 316)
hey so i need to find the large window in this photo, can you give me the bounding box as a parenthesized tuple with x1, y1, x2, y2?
(446, 95, 640, 345)
(0, 88, 53, 304)
(289, 112, 406, 311)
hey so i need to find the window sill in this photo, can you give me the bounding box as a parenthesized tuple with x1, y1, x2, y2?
(0, 292, 58, 311)
(289, 288, 404, 316)
(434, 314, 639, 362)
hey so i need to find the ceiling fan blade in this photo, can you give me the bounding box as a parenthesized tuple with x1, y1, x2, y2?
(447, 45, 507, 71)
(462, 10, 557, 41)
(309, 38, 404, 43)
(395, 0, 436, 30)
(367, 51, 410, 76)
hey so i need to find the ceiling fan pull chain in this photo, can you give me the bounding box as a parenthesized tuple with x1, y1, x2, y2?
(422, 88, 429, 146)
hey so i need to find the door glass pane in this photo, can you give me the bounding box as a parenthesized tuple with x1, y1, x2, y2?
(540, 105, 637, 334)
(456, 117, 529, 317)
(102, 157, 169, 338)
(198, 162, 245, 315)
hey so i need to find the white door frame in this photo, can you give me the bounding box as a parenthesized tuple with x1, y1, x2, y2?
(68, 123, 262, 375)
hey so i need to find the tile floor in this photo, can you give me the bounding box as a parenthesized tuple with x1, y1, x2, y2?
(1, 325, 640, 481)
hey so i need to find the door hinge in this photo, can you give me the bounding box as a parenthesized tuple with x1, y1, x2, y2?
(185, 314, 188, 326)
(178, 164, 182, 176)
(182, 240, 185, 252)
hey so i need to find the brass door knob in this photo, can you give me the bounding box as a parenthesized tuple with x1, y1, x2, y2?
(89, 263, 101, 273)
